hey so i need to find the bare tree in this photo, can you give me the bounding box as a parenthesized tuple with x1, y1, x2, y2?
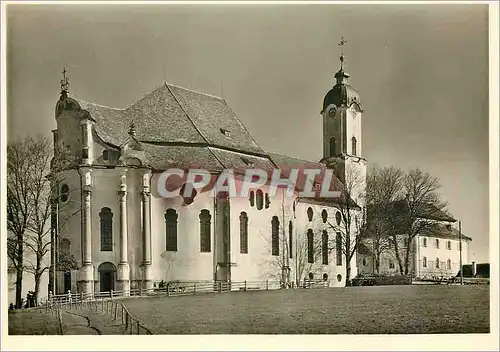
(325, 166, 367, 286)
(390, 168, 450, 275)
(7, 138, 39, 307)
(365, 166, 404, 274)
(7, 136, 79, 304)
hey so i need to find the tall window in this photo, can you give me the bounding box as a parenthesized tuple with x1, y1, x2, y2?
(249, 191, 255, 207)
(199, 209, 211, 252)
(435, 239, 440, 249)
(240, 212, 248, 254)
(446, 241, 451, 250)
(329, 137, 336, 157)
(307, 207, 313, 222)
(256, 190, 264, 210)
(447, 259, 451, 269)
(351, 137, 357, 156)
(307, 229, 314, 264)
(435, 258, 440, 269)
(335, 211, 342, 226)
(422, 256, 427, 268)
(271, 216, 279, 256)
(288, 221, 293, 259)
(336, 232, 342, 266)
(99, 207, 113, 252)
(322, 231, 329, 265)
(389, 260, 395, 269)
(60, 184, 69, 203)
(265, 193, 270, 209)
(165, 208, 178, 251)
(321, 209, 328, 223)
(422, 237, 427, 247)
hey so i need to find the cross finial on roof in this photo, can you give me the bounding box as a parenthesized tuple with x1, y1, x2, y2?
(60, 67, 70, 94)
(128, 120, 136, 137)
(338, 37, 347, 69)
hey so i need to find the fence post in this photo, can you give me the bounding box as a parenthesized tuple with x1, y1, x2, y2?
(219, 281, 222, 293)
(125, 313, 129, 330)
(137, 321, 140, 335)
(110, 290, 114, 300)
(244, 280, 247, 291)
(114, 303, 117, 320)
(193, 284, 196, 295)
(121, 306, 124, 324)
(129, 317, 133, 335)
(266, 280, 269, 290)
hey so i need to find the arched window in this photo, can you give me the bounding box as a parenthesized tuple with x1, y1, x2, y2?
(307, 229, 314, 263)
(335, 211, 342, 226)
(288, 221, 293, 259)
(322, 231, 329, 265)
(329, 137, 336, 157)
(435, 239, 440, 249)
(256, 190, 264, 210)
(164, 208, 178, 251)
(446, 241, 451, 250)
(308, 272, 314, 280)
(435, 258, 440, 269)
(199, 209, 211, 252)
(336, 232, 342, 266)
(321, 209, 328, 223)
(389, 260, 395, 269)
(351, 136, 357, 156)
(422, 237, 427, 247)
(249, 191, 255, 207)
(307, 207, 313, 222)
(323, 273, 329, 281)
(362, 257, 367, 266)
(60, 184, 69, 203)
(99, 207, 113, 252)
(423, 256, 427, 268)
(265, 193, 270, 209)
(271, 216, 279, 256)
(240, 212, 248, 254)
(447, 259, 451, 269)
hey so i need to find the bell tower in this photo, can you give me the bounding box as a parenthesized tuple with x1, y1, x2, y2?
(320, 37, 366, 206)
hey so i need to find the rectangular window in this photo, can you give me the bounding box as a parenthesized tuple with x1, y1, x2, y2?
(307, 230, 314, 264)
(240, 212, 248, 254)
(200, 210, 211, 253)
(336, 232, 343, 266)
(322, 231, 329, 265)
(165, 209, 178, 252)
(271, 217, 279, 256)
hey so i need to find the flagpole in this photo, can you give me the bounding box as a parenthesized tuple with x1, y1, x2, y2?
(459, 220, 463, 285)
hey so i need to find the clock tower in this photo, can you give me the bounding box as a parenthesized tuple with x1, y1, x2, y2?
(320, 38, 366, 206)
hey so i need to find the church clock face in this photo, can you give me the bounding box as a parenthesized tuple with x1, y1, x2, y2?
(328, 106, 337, 118)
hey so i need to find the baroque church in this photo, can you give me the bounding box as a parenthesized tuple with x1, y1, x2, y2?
(51, 48, 367, 295)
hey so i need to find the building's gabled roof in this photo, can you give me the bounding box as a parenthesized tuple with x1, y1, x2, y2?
(420, 225, 472, 242)
(389, 200, 456, 222)
(67, 83, 266, 156)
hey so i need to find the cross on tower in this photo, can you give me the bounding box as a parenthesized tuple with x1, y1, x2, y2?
(60, 67, 70, 93)
(338, 37, 347, 67)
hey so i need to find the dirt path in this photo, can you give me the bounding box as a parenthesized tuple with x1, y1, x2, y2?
(62, 309, 126, 335)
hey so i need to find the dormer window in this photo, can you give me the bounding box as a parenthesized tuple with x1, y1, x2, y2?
(220, 128, 231, 137)
(241, 157, 254, 167)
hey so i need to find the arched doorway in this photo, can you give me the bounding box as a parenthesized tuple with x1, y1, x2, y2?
(98, 262, 116, 293)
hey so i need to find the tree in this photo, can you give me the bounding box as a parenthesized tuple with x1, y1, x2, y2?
(365, 166, 404, 274)
(325, 166, 367, 286)
(7, 138, 39, 308)
(7, 136, 79, 305)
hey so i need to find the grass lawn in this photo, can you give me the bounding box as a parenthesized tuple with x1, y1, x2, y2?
(124, 285, 490, 334)
(8, 310, 61, 335)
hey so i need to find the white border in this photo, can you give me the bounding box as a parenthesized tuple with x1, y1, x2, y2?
(1, 1, 498, 351)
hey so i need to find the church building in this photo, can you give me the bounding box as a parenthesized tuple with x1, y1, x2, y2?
(51, 48, 366, 295)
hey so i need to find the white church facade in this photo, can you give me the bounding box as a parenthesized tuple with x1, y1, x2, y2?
(51, 53, 366, 295)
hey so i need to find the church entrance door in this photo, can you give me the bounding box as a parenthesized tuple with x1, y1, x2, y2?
(98, 262, 116, 293)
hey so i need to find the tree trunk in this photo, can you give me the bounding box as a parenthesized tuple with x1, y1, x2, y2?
(15, 234, 23, 308)
(34, 274, 41, 306)
(345, 265, 351, 287)
(403, 247, 411, 275)
(391, 235, 404, 275)
(375, 255, 380, 275)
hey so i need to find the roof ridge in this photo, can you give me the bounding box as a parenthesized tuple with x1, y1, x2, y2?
(123, 83, 167, 110)
(268, 151, 324, 165)
(167, 83, 224, 101)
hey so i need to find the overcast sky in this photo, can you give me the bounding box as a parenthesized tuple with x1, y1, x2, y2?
(6, 4, 489, 262)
